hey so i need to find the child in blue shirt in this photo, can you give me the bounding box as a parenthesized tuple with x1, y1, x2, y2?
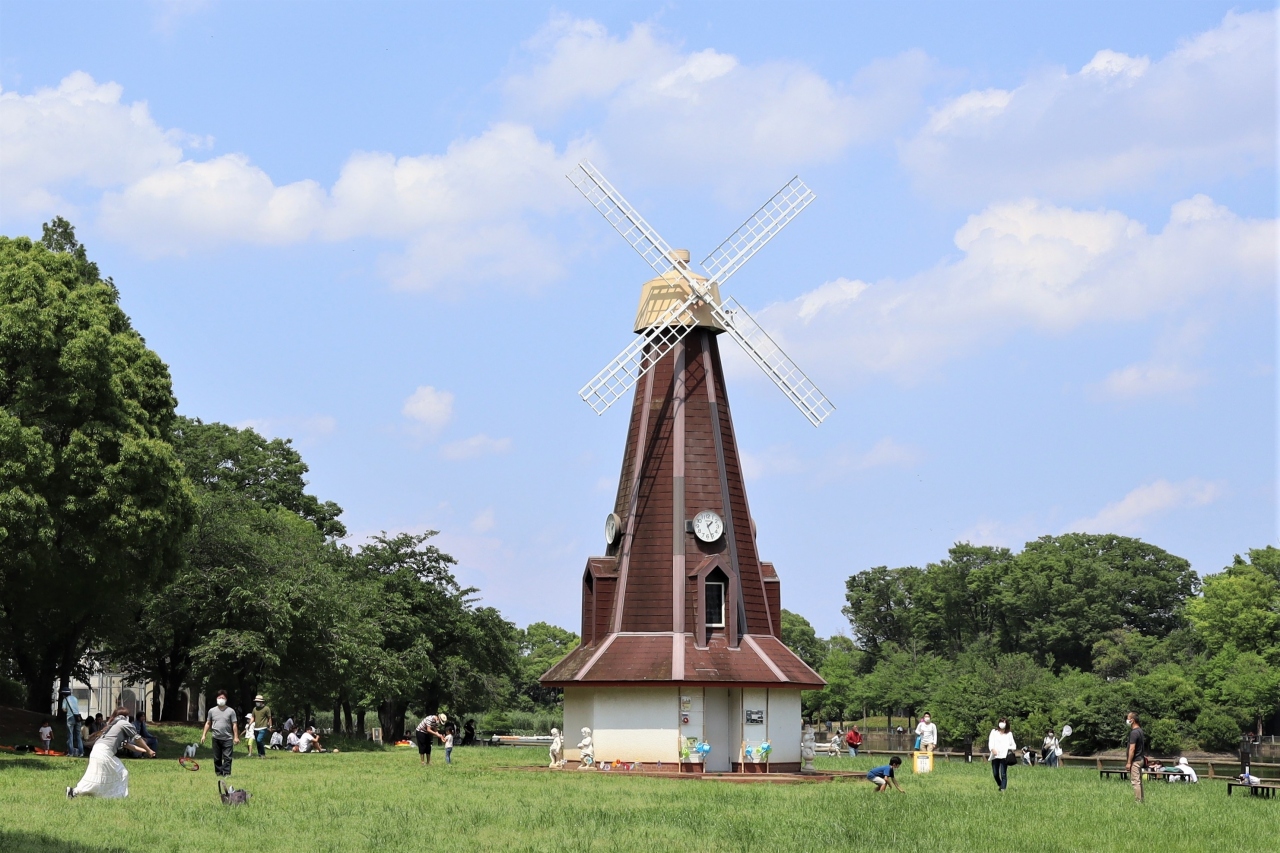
(867, 756, 904, 793)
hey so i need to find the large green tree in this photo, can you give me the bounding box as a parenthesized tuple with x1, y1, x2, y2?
(110, 417, 348, 719)
(0, 222, 193, 711)
(1187, 551, 1280, 662)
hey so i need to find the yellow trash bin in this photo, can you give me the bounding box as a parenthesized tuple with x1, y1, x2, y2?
(914, 751, 934, 773)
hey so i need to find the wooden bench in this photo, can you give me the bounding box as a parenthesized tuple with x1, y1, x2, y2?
(1227, 782, 1278, 798)
(1099, 768, 1130, 780)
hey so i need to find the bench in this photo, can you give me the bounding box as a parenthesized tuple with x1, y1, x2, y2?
(1227, 782, 1278, 798)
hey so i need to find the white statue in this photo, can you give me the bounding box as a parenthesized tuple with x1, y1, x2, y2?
(549, 728, 564, 768)
(577, 727, 594, 769)
(801, 725, 817, 773)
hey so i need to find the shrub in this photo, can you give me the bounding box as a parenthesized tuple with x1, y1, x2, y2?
(0, 677, 26, 707)
(1194, 707, 1241, 752)
(1145, 718, 1183, 756)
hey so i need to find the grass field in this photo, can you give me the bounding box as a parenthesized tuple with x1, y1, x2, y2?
(1, 724, 1275, 852)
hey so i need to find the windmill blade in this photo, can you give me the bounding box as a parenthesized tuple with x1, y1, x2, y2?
(579, 292, 701, 414)
(708, 296, 834, 427)
(568, 162, 710, 297)
(700, 177, 816, 286)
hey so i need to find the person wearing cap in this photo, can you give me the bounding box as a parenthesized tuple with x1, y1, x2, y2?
(59, 688, 84, 757)
(1171, 757, 1198, 783)
(250, 695, 273, 758)
(414, 712, 447, 766)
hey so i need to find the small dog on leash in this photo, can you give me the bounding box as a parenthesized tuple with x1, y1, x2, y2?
(184, 744, 198, 758)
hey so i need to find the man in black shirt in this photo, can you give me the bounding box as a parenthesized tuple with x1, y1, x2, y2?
(1125, 712, 1146, 803)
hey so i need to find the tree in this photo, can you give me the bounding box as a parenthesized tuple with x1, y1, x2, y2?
(356, 532, 519, 740)
(110, 417, 348, 719)
(1187, 557, 1280, 662)
(842, 566, 921, 664)
(514, 622, 579, 709)
(0, 225, 193, 711)
(988, 534, 1198, 670)
(779, 609, 827, 672)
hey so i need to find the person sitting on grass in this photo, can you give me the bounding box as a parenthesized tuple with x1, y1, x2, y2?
(867, 757, 904, 793)
(286, 729, 301, 750)
(269, 728, 283, 750)
(296, 726, 326, 753)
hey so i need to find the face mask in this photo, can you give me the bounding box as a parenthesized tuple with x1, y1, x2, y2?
(217, 698, 227, 707)
(255, 702, 263, 708)
(998, 723, 1007, 730)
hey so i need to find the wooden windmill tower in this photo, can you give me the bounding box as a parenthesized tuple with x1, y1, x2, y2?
(541, 163, 832, 773)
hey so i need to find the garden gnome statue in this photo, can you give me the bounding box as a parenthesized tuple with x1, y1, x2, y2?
(801, 725, 817, 773)
(549, 727, 564, 768)
(577, 727, 594, 769)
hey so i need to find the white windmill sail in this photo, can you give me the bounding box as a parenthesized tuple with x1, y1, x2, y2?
(568, 162, 834, 426)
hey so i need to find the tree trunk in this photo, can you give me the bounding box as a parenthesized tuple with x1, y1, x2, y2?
(343, 700, 353, 735)
(20, 660, 58, 715)
(160, 671, 189, 720)
(356, 708, 366, 736)
(332, 699, 342, 735)
(304, 703, 312, 729)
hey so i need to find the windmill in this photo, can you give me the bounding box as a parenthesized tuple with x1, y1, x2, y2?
(540, 163, 829, 774)
(570, 161, 835, 427)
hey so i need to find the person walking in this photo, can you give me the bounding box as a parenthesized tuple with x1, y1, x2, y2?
(915, 713, 938, 754)
(250, 695, 273, 758)
(199, 690, 240, 779)
(1042, 729, 1060, 768)
(845, 726, 862, 758)
(414, 712, 447, 766)
(1125, 712, 1146, 803)
(66, 707, 155, 799)
(59, 689, 84, 757)
(987, 717, 1017, 792)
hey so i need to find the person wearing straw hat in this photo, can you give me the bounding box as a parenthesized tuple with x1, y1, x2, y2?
(66, 707, 154, 799)
(414, 712, 447, 766)
(250, 695, 274, 758)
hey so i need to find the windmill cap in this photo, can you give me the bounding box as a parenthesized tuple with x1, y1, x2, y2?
(669, 248, 690, 264)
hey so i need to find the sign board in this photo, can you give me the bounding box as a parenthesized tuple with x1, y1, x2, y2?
(914, 751, 934, 774)
(745, 709, 764, 725)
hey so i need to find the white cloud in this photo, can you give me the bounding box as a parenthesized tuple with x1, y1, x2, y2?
(1067, 478, 1223, 535)
(1, 73, 590, 287)
(506, 17, 933, 192)
(1096, 362, 1206, 399)
(902, 10, 1276, 201)
(759, 196, 1274, 379)
(402, 386, 454, 433)
(440, 433, 512, 461)
(842, 438, 922, 470)
(230, 414, 337, 444)
(470, 507, 497, 533)
(0, 72, 187, 215)
(741, 437, 919, 482)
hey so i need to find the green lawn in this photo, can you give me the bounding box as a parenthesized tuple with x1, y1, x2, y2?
(1, 725, 1275, 852)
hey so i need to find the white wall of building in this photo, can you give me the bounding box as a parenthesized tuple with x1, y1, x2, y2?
(592, 687, 678, 763)
(562, 687, 594, 761)
(767, 689, 802, 764)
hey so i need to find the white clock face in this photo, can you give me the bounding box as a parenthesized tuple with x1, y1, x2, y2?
(605, 513, 621, 544)
(692, 510, 724, 543)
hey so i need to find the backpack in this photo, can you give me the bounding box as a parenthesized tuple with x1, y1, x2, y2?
(218, 780, 250, 806)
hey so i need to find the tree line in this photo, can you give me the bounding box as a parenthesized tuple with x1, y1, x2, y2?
(0, 221, 577, 738)
(782, 538, 1280, 754)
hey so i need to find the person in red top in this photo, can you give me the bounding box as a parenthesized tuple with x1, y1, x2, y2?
(845, 726, 863, 758)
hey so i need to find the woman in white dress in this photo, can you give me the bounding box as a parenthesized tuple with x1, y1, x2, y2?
(67, 707, 155, 799)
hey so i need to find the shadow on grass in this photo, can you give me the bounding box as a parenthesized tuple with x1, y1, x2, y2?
(0, 757, 66, 771)
(0, 831, 126, 852)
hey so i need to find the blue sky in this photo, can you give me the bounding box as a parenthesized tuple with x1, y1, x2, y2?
(1, 1, 1275, 637)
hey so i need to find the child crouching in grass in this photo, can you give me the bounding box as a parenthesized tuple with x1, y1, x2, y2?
(867, 756, 904, 793)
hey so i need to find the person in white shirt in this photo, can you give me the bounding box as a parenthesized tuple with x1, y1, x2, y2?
(987, 717, 1017, 792)
(286, 730, 301, 750)
(915, 713, 938, 753)
(269, 729, 283, 750)
(1171, 757, 1198, 783)
(1042, 730, 1060, 767)
(296, 726, 326, 753)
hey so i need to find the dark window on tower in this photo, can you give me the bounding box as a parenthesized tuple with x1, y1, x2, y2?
(705, 581, 726, 628)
